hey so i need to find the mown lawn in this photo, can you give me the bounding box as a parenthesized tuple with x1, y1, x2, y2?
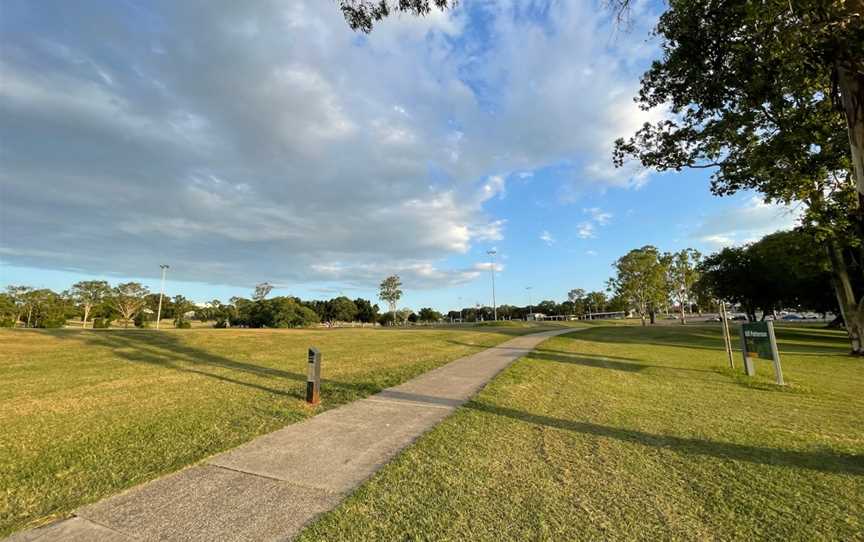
(0, 325, 548, 536)
(298, 325, 864, 541)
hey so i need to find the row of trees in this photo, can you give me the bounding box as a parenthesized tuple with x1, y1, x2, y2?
(0, 278, 445, 329)
(605, 231, 837, 326)
(0, 282, 166, 329)
(607, 248, 704, 326)
(442, 295, 624, 323)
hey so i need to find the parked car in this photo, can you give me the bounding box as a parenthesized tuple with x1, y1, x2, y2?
(782, 314, 803, 320)
(731, 315, 748, 321)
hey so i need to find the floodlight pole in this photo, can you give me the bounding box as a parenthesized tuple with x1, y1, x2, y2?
(156, 264, 169, 330)
(487, 250, 497, 321)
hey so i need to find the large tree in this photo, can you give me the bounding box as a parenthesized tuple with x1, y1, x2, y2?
(353, 297, 380, 323)
(696, 230, 836, 320)
(567, 288, 586, 316)
(378, 275, 403, 325)
(5, 285, 32, 326)
(326, 296, 359, 323)
(612, 0, 864, 353)
(252, 282, 273, 302)
(70, 280, 110, 328)
(112, 282, 149, 328)
(608, 246, 669, 326)
(666, 249, 701, 324)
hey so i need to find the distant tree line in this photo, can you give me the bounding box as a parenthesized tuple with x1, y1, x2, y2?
(603, 230, 837, 326)
(0, 279, 444, 329)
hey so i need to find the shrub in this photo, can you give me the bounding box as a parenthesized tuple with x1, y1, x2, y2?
(36, 316, 66, 328)
(175, 320, 192, 329)
(134, 313, 150, 328)
(92, 317, 112, 329)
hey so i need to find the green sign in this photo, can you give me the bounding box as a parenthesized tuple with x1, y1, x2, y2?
(742, 322, 773, 359)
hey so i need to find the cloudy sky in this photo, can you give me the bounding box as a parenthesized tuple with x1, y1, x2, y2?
(0, 0, 799, 310)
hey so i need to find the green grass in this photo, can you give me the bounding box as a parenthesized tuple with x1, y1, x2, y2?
(0, 325, 551, 536)
(298, 324, 864, 541)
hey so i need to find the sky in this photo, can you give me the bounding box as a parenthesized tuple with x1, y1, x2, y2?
(0, 0, 802, 311)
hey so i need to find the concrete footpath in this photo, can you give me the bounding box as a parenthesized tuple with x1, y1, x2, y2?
(10, 328, 574, 542)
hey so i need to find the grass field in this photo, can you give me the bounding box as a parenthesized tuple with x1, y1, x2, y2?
(298, 325, 864, 541)
(0, 325, 555, 536)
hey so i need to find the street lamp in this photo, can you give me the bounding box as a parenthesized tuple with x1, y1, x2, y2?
(526, 286, 532, 320)
(486, 249, 497, 321)
(156, 264, 169, 330)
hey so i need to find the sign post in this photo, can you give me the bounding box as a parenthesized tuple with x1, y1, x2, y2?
(766, 322, 785, 386)
(719, 301, 734, 369)
(740, 321, 785, 385)
(306, 347, 321, 405)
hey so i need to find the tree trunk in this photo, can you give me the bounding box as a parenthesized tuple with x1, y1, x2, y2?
(826, 240, 863, 355)
(679, 301, 686, 324)
(837, 62, 864, 203)
(83, 305, 91, 329)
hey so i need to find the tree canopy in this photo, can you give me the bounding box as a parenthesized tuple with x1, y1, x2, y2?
(608, 246, 668, 326)
(339, 0, 451, 33)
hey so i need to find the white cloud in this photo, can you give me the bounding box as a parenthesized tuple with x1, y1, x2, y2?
(583, 207, 613, 225)
(473, 261, 504, 273)
(540, 230, 555, 246)
(577, 222, 596, 239)
(0, 1, 660, 289)
(691, 196, 804, 249)
(574, 207, 612, 239)
(586, 250, 598, 256)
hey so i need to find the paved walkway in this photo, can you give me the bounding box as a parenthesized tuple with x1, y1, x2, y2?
(10, 328, 574, 542)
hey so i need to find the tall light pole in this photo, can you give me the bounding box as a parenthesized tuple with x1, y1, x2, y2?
(156, 264, 169, 330)
(526, 286, 532, 320)
(486, 249, 497, 321)
(458, 296, 464, 323)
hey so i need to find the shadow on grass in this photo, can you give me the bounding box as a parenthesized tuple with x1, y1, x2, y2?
(47, 330, 380, 402)
(467, 401, 864, 476)
(554, 325, 848, 357)
(528, 349, 720, 375)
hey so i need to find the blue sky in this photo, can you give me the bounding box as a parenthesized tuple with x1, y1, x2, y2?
(0, 1, 799, 311)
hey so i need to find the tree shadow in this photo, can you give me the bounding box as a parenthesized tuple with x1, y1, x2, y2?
(49, 330, 377, 401)
(556, 325, 847, 356)
(466, 401, 864, 476)
(528, 349, 718, 375)
(528, 351, 647, 372)
(373, 389, 464, 407)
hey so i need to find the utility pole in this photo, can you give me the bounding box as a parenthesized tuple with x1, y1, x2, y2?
(156, 264, 169, 330)
(526, 286, 532, 320)
(487, 249, 497, 321)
